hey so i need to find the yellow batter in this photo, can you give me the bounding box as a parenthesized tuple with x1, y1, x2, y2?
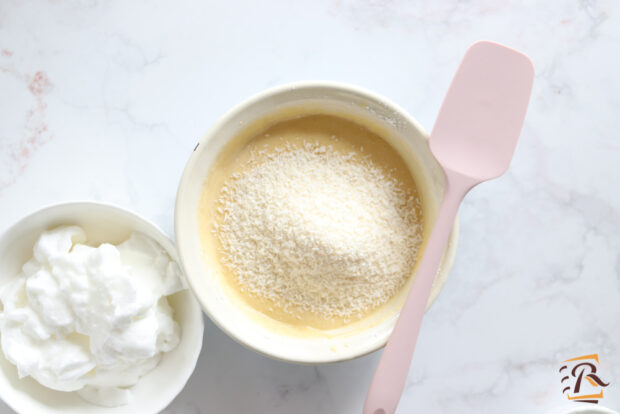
(198, 111, 427, 332)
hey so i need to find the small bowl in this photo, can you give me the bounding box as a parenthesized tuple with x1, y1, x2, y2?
(175, 81, 458, 363)
(0, 202, 204, 414)
(548, 406, 619, 414)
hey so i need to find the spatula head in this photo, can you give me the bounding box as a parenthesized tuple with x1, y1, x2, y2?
(430, 40, 534, 181)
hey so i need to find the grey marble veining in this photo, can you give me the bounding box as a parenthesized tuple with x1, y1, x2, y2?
(0, 0, 618, 413)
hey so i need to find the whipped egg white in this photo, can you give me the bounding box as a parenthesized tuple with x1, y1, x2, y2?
(0, 226, 186, 407)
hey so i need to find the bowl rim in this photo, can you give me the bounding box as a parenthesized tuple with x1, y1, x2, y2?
(549, 406, 619, 414)
(175, 80, 458, 364)
(0, 200, 204, 414)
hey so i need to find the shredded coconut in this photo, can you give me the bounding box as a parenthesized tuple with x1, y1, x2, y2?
(214, 141, 422, 320)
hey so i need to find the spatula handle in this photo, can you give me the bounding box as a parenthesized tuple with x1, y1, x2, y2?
(363, 170, 473, 414)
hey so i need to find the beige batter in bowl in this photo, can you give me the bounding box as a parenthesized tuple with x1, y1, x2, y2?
(175, 81, 458, 363)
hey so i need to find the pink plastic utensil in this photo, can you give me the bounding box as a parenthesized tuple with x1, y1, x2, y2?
(363, 41, 534, 414)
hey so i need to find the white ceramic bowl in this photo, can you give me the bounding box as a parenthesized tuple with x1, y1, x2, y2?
(175, 81, 458, 364)
(0, 202, 204, 414)
(548, 406, 619, 414)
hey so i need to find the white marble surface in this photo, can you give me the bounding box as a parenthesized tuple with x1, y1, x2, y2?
(1, 1, 619, 413)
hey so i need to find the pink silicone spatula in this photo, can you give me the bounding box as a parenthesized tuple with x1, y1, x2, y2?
(363, 41, 534, 414)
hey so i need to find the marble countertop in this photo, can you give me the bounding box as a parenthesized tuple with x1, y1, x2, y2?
(1, 1, 619, 413)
